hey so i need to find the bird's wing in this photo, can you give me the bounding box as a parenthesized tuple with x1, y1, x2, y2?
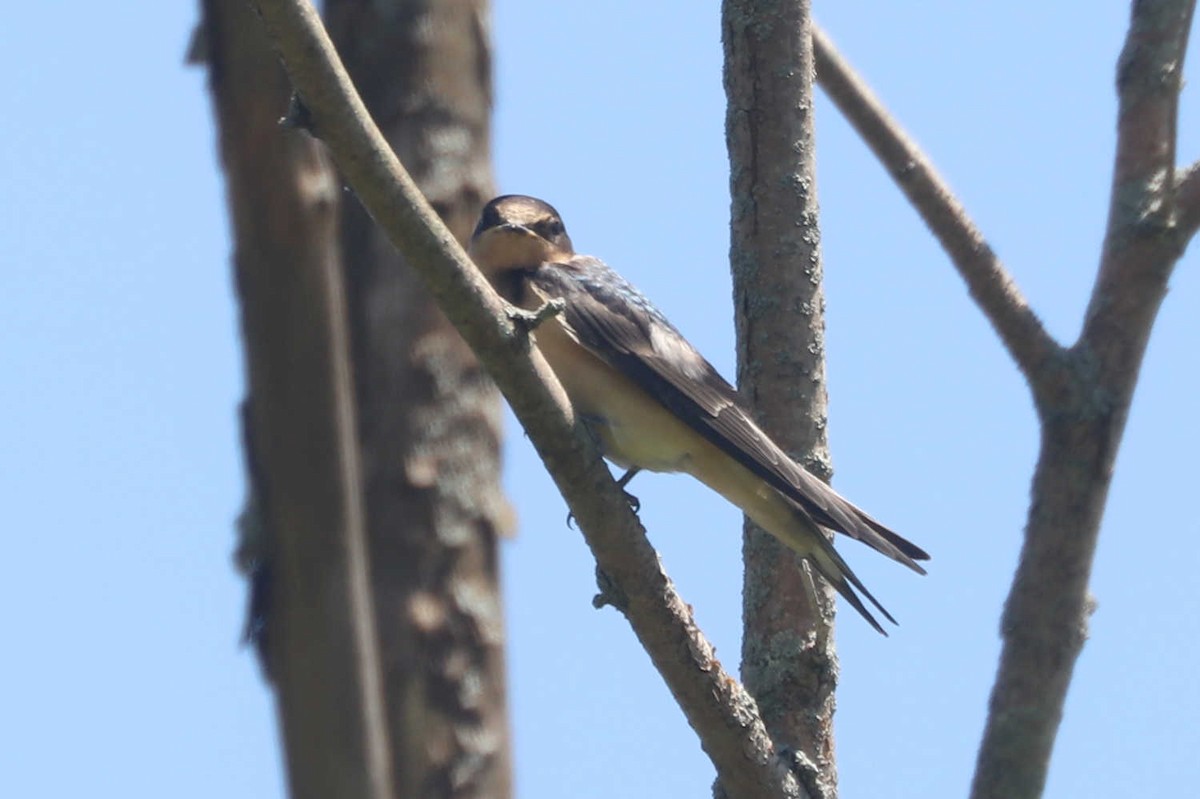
(534, 257, 929, 572)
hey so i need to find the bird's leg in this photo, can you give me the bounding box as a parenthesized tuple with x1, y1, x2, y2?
(507, 297, 565, 334)
(566, 466, 643, 529)
(615, 467, 642, 513)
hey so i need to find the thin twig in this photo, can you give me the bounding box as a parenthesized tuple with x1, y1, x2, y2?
(812, 25, 1062, 382)
(247, 2, 800, 796)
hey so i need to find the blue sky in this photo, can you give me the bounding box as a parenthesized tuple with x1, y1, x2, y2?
(2, 2, 1196, 797)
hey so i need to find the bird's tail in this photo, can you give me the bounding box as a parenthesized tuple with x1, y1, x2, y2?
(804, 538, 896, 636)
(762, 504, 898, 635)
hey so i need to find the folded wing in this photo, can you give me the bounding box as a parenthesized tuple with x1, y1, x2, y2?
(534, 256, 930, 573)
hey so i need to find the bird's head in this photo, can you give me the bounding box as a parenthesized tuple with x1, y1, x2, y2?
(469, 195, 575, 276)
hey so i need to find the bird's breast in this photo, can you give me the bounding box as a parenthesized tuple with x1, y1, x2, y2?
(531, 318, 697, 473)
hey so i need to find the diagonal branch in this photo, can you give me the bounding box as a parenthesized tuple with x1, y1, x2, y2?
(813, 25, 1062, 383)
(246, 1, 801, 796)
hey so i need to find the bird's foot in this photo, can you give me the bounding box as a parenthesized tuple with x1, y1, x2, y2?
(508, 298, 565, 334)
(566, 467, 642, 527)
(566, 491, 639, 528)
(616, 467, 641, 512)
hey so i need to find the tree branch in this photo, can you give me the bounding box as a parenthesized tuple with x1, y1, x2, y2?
(1174, 159, 1200, 241)
(812, 24, 1062, 383)
(970, 3, 1197, 798)
(1080, 0, 1196, 367)
(246, 1, 801, 796)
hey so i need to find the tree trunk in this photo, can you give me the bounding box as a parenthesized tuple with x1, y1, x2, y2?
(325, 2, 512, 798)
(724, 1, 837, 796)
(203, 0, 509, 797)
(201, 2, 395, 797)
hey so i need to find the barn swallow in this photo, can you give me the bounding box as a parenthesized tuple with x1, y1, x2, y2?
(469, 194, 929, 633)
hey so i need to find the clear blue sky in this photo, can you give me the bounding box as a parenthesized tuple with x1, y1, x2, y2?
(2, 2, 1196, 797)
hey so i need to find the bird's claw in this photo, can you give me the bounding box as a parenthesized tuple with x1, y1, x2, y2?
(564, 488, 639, 529)
(615, 467, 641, 514)
(508, 298, 565, 333)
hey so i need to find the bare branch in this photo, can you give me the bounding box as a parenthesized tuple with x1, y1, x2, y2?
(971, 3, 1197, 798)
(246, 1, 801, 796)
(1175, 159, 1200, 240)
(1075, 0, 1197, 387)
(1080, 0, 1196, 367)
(812, 25, 1061, 383)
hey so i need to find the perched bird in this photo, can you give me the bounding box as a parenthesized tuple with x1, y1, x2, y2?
(469, 194, 929, 633)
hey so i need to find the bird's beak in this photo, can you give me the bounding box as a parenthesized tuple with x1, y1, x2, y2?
(470, 223, 552, 272)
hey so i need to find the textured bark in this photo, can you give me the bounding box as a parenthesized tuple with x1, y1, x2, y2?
(238, 2, 805, 795)
(723, 1, 836, 796)
(970, 4, 1197, 796)
(810, 6, 1197, 794)
(323, 3, 513, 798)
(204, 0, 508, 796)
(201, 2, 395, 798)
